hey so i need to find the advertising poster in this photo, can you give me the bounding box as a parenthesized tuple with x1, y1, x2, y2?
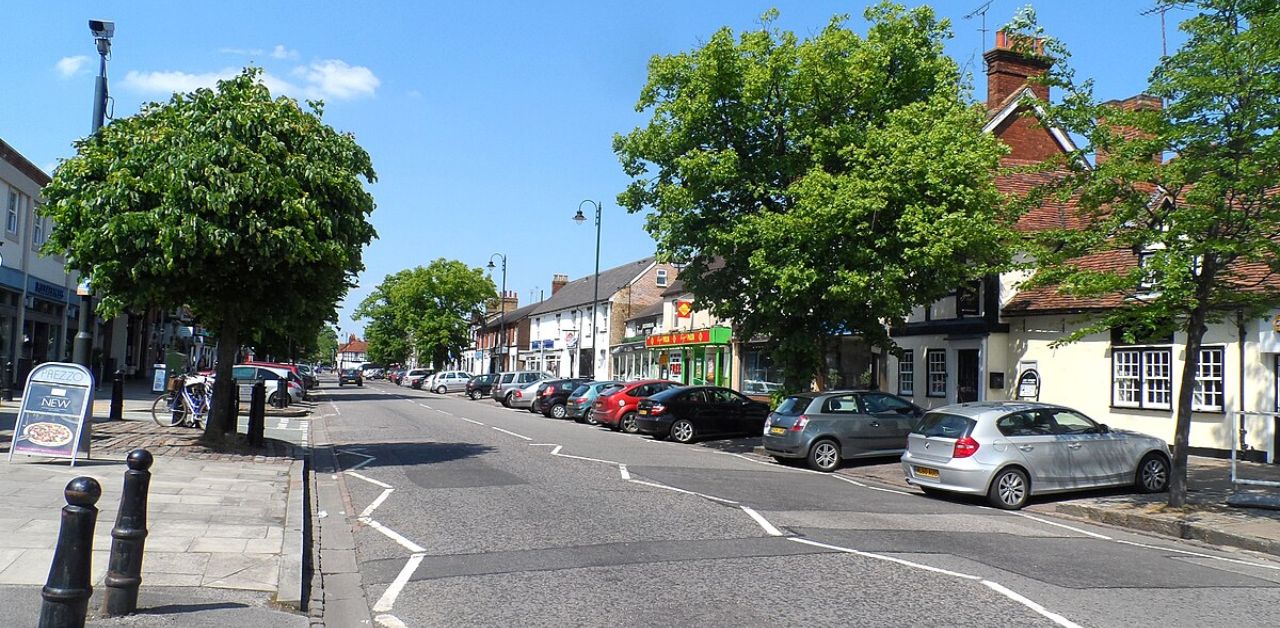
(7, 363, 95, 465)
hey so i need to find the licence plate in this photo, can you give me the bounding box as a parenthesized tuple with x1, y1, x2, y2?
(768, 426, 786, 435)
(638, 409, 648, 415)
(914, 466, 940, 479)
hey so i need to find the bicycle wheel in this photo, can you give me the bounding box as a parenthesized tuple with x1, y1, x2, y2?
(151, 393, 185, 427)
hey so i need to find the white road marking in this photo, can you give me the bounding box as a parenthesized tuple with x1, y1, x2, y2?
(529, 443, 559, 447)
(360, 488, 394, 519)
(461, 418, 485, 425)
(360, 518, 427, 553)
(549, 445, 563, 456)
(554, 452, 620, 465)
(372, 553, 426, 613)
(619, 464, 631, 480)
(740, 506, 784, 536)
(788, 537, 983, 580)
(276, 418, 291, 429)
(628, 479, 739, 504)
(982, 580, 1082, 628)
(714, 451, 825, 475)
(491, 427, 533, 441)
(830, 474, 913, 495)
(1013, 512, 1113, 540)
(1113, 538, 1280, 571)
(374, 613, 409, 628)
(345, 471, 393, 489)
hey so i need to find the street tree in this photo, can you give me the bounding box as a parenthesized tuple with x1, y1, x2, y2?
(355, 259, 495, 368)
(41, 68, 377, 440)
(309, 326, 340, 365)
(1009, 1, 1280, 506)
(614, 4, 1014, 390)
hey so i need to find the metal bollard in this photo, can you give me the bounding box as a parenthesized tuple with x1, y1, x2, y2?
(249, 381, 266, 446)
(102, 450, 153, 617)
(222, 383, 239, 435)
(275, 378, 287, 409)
(2, 360, 12, 402)
(38, 477, 102, 628)
(109, 369, 124, 421)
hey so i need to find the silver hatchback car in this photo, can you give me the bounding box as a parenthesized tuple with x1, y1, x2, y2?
(901, 401, 1171, 510)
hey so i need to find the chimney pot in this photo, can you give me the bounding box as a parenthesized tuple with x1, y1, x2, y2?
(551, 274, 570, 295)
(985, 29, 1053, 109)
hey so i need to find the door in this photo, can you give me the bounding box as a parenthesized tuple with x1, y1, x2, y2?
(998, 410, 1073, 490)
(861, 392, 919, 451)
(1050, 408, 1129, 486)
(820, 394, 881, 456)
(957, 349, 980, 403)
(704, 388, 739, 434)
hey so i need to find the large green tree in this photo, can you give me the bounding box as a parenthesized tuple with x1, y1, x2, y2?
(355, 259, 494, 368)
(1011, 1, 1280, 506)
(42, 68, 377, 440)
(614, 4, 1014, 390)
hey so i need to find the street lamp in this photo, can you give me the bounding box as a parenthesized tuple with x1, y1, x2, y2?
(573, 200, 602, 378)
(486, 253, 507, 373)
(73, 19, 114, 371)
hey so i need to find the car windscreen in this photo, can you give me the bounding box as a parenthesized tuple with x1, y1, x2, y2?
(597, 383, 623, 396)
(913, 412, 976, 439)
(773, 396, 812, 415)
(569, 384, 589, 397)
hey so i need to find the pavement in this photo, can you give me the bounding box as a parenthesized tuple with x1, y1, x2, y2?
(0, 375, 315, 626)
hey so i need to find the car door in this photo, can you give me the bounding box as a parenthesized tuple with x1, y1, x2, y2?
(699, 388, 735, 434)
(862, 393, 920, 452)
(997, 410, 1074, 491)
(676, 389, 708, 429)
(1049, 408, 1130, 486)
(819, 394, 874, 457)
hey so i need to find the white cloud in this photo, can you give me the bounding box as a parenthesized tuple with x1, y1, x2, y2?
(291, 60, 380, 100)
(55, 56, 89, 78)
(218, 47, 263, 56)
(121, 69, 237, 94)
(271, 45, 299, 60)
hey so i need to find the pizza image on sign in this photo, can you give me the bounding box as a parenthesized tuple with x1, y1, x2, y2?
(23, 422, 74, 447)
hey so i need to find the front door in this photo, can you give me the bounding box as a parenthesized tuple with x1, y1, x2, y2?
(957, 349, 980, 403)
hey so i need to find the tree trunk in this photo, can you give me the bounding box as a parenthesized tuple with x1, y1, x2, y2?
(203, 323, 241, 442)
(1169, 306, 1209, 508)
(812, 335, 828, 392)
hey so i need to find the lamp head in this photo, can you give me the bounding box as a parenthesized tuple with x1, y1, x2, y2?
(89, 19, 115, 40)
(486, 260, 496, 270)
(573, 209, 586, 224)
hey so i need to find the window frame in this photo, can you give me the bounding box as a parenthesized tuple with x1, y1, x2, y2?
(897, 350, 914, 396)
(1192, 346, 1225, 413)
(926, 349, 947, 398)
(1111, 346, 1173, 410)
(655, 269, 669, 287)
(31, 214, 43, 249)
(6, 187, 19, 235)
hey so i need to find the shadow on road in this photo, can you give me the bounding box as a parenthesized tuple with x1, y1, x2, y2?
(696, 437, 761, 454)
(334, 441, 496, 470)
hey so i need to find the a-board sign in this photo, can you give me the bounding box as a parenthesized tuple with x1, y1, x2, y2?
(1016, 369, 1041, 401)
(152, 364, 167, 393)
(7, 362, 95, 465)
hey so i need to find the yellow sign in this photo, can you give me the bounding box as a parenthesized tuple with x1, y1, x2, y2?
(1273, 313, 1280, 333)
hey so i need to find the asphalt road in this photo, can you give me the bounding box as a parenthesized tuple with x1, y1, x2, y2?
(319, 380, 1280, 627)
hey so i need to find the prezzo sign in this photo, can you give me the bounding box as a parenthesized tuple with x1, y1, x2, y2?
(7, 363, 95, 466)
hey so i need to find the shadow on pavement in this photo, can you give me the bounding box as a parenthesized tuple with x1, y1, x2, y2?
(333, 441, 496, 470)
(134, 601, 251, 614)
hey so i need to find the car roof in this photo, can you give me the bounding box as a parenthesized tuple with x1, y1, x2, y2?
(927, 400, 1070, 419)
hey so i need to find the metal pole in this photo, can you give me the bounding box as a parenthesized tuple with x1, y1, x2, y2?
(38, 476, 101, 628)
(102, 449, 152, 617)
(73, 36, 110, 370)
(590, 202, 601, 379)
(500, 259, 506, 372)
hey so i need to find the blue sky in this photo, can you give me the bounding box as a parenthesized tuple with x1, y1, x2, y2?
(1, 1, 1187, 338)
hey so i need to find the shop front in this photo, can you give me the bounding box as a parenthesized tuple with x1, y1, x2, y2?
(645, 326, 733, 387)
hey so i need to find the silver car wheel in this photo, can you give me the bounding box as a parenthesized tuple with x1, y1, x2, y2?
(671, 420, 694, 443)
(996, 471, 1026, 507)
(1140, 456, 1169, 492)
(810, 441, 839, 472)
(551, 404, 567, 419)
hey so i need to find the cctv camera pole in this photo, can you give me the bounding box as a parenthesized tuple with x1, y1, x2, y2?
(74, 21, 113, 370)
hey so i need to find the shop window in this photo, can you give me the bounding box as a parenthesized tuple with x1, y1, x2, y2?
(897, 350, 914, 396)
(1193, 347, 1224, 412)
(926, 349, 946, 398)
(742, 348, 781, 395)
(1112, 347, 1172, 410)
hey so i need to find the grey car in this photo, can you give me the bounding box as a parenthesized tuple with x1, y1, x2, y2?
(507, 379, 544, 410)
(429, 370, 471, 394)
(566, 381, 621, 424)
(901, 401, 1172, 510)
(491, 371, 552, 406)
(763, 391, 923, 472)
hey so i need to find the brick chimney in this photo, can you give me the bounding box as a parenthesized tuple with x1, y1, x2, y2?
(489, 291, 519, 314)
(1097, 94, 1163, 166)
(984, 30, 1052, 110)
(551, 274, 569, 295)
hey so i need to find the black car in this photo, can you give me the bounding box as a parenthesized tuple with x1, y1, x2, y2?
(338, 368, 363, 387)
(635, 386, 770, 443)
(466, 373, 499, 400)
(532, 378, 592, 418)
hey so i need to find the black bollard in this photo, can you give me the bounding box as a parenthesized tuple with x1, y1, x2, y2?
(2, 360, 12, 402)
(249, 381, 266, 446)
(38, 477, 102, 628)
(109, 370, 124, 421)
(275, 378, 287, 409)
(223, 384, 240, 435)
(102, 449, 153, 617)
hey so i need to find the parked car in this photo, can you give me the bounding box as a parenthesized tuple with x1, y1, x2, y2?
(388, 369, 406, 385)
(338, 368, 363, 387)
(591, 379, 682, 433)
(428, 370, 471, 394)
(364, 367, 385, 380)
(466, 373, 499, 400)
(232, 364, 306, 404)
(491, 371, 552, 406)
(507, 380, 545, 411)
(406, 369, 433, 389)
(901, 401, 1171, 510)
(292, 363, 318, 389)
(566, 381, 621, 424)
(763, 391, 924, 472)
(534, 378, 592, 418)
(635, 386, 770, 443)
(243, 361, 309, 399)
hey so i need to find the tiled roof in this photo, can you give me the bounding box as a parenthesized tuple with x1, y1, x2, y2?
(480, 302, 540, 330)
(626, 300, 665, 322)
(338, 338, 368, 353)
(530, 257, 656, 315)
(997, 169, 1091, 233)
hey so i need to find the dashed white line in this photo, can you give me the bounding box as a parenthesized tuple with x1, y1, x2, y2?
(491, 427, 533, 441)
(345, 471, 393, 489)
(360, 488, 395, 519)
(619, 464, 631, 480)
(374, 613, 409, 628)
(628, 479, 739, 504)
(830, 473, 913, 495)
(981, 580, 1082, 628)
(372, 553, 426, 613)
(360, 518, 427, 553)
(740, 506, 784, 536)
(461, 418, 485, 426)
(1112, 538, 1280, 571)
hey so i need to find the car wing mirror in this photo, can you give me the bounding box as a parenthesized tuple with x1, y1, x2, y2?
(1099, 423, 1111, 434)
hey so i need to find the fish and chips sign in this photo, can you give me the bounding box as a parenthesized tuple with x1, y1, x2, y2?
(7, 362, 95, 465)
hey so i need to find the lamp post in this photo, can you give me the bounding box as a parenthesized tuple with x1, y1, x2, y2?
(74, 20, 114, 370)
(573, 200, 602, 378)
(486, 253, 507, 373)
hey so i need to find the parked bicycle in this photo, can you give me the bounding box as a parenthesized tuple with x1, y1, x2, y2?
(151, 374, 213, 428)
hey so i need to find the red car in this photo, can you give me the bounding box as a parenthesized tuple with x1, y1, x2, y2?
(591, 379, 682, 433)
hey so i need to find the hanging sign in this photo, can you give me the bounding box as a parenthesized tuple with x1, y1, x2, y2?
(1016, 369, 1041, 400)
(7, 362, 95, 465)
(675, 300, 694, 318)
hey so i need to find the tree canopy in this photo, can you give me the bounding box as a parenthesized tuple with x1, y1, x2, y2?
(1011, 1, 1280, 506)
(355, 259, 495, 368)
(614, 3, 1014, 390)
(41, 68, 377, 438)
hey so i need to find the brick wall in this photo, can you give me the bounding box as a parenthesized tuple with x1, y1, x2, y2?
(607, 262, 678, 347)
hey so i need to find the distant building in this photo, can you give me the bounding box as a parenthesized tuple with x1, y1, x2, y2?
(337, 334, 368, 369)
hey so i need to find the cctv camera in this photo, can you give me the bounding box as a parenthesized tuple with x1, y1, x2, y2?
(88, 19, 115, 39)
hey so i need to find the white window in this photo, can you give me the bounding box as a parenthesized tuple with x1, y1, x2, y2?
(1193, 347, 1224, 412)
(897, 350, 914, 396)
(656, 269, 668, 287)
(926, 349, 946, 398)
(6, 187, 18, 234)
(1113, 347, 1172, 410)
(32, 215, 43, 248)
